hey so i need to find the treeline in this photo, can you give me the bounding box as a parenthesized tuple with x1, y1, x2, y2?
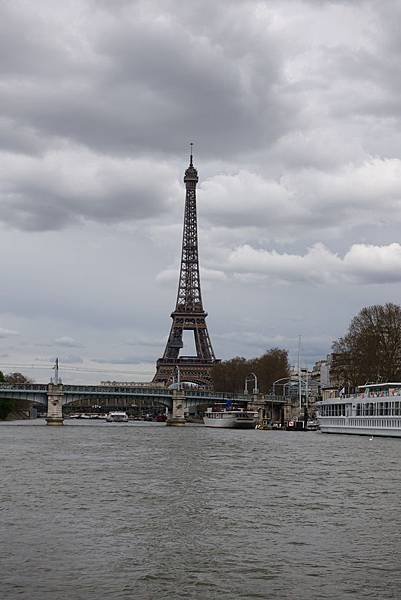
(0, 371, 32, 420)
(332, 303, 401, 387)
(211, 348, 289, 394)
(0, 371, 32, 384)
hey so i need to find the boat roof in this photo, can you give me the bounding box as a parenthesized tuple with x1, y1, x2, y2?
(358, 382, 401, 389)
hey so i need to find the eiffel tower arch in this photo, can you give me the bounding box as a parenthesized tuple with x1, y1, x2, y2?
(153, 150, 219, 387)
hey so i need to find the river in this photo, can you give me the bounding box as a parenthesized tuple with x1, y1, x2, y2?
(1, 420, 400, 599)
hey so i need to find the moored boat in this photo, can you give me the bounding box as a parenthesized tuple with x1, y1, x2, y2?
(203, 407, 258, 429)
(105, 411, 129, 423)
(316, 383, 401, 437)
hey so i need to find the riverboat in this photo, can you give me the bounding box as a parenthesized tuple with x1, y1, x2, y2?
(203, 407, 258, 429)
(105, 411, 129, 423)
(316, 383, 401, 437)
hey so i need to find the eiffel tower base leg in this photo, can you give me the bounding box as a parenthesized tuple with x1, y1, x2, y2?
(166, 391, 186, 426)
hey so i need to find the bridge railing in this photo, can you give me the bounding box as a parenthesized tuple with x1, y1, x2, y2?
(63, 385, 173, 396)
(0, 383, 48, 391)
(0, 382, 273, 403)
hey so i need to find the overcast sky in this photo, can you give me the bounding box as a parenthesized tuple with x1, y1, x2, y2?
(1, 0, 401, 384)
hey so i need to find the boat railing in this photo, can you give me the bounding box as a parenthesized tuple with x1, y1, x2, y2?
(325, 389, 401, 401)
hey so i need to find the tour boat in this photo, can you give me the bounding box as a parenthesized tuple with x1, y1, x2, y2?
(203, 407, 258, 429)
(105, 411, 129, 423)
(316, 383, 401, 437)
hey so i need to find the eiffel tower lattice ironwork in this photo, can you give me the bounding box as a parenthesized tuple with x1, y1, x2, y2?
(153, 149, 219, 386)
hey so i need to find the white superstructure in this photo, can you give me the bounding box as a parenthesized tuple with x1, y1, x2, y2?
(105, 411, 129, 423)
(203, 407, 258, 429)
(316, 383, 401, 437)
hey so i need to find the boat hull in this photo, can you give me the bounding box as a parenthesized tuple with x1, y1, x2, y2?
(203, 416, 256, 429)
(317, 384, 401, 438)
(319, 424, 401, 437)
(106, 412, 129, 423)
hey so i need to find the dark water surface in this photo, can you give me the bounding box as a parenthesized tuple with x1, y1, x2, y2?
(1, 420, 400, 600)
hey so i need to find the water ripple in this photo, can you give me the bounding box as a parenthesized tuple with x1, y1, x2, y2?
(1, 421, 401, 599)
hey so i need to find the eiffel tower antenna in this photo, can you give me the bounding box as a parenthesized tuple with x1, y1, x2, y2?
(153, 150, 219, 386)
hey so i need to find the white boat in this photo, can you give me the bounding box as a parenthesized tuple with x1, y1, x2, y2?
(105, 411, 129, 423)
(316, 382, 401, 437)
(203, 407, 258, 429)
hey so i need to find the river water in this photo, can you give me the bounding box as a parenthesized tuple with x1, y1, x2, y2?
(1, 420, 400, 600)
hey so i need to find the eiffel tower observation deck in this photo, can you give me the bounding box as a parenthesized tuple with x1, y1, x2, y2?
(153, 149, 219, 387)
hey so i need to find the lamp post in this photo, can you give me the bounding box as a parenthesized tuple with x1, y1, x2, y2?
(271, 377, 291, 423)
(272, 377, 290, 396)
(298, 368, 309, 411)
(283, 381, 291, 395)
(270, 377, 290, 425)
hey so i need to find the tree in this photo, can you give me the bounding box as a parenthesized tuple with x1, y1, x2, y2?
(0, 372, 32, 419)
(332, 303, 401, 387)
(4, 372, 33, 385)
(0, 399, 16, 420)
(211, 348, 290, 393)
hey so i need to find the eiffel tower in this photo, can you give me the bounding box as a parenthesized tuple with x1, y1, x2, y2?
(153, 148, 219, 386)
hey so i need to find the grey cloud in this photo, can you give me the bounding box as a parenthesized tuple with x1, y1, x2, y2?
(0, 152, 179, 231)
(0, 4, 72, 78)
(124, 336, 165, 348)
(0, 328, 19, 338)
(54, 336, 84, 348)
(92, 355, 156, 364)
(2, 0, 401, 380)
(0, 118, 47, 156)
(0, 0, 294, 160)
(47, 355, 84, 364)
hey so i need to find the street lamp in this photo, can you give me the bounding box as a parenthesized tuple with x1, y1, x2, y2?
(283, 381, 292, 399)
(270, 377, 290, 426)
(173, 366, 181, 391)
(298, 368, 309, 410)
(272, 376, 290, 396)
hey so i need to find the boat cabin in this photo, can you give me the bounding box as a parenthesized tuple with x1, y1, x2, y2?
(316, 383, 401, 436)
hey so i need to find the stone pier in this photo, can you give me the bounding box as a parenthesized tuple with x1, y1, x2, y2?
(46, 383, 64, 426)
(166, 390, 186, 426)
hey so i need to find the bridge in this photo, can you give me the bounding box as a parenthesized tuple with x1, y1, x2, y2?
(0, 381, 275, 425)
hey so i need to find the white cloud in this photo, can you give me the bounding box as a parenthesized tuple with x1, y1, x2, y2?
(226, 242, 401, 285)
(199, 158, 401, 241)
(0, 327, 19, 338)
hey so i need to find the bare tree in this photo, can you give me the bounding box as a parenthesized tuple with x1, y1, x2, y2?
(4, 372, 33, 385)
(332, 303, 401, 387)
(211, 348, 289, 393)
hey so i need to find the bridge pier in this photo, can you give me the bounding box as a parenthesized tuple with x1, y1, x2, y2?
(46, 383, 64, 426)
(166, 390, 186, 426)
